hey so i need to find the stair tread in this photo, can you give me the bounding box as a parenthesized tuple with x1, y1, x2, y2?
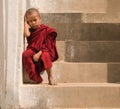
(55, 61, 120, 64)
(20, 83, 120, 108)
(22, 83, 120, 87)
(51, 108, 120, 109)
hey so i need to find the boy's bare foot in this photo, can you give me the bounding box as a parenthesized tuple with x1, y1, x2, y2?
(48, 77, 57, 85)
(46, 68, 57, 85)
(28, 79, 40, 84)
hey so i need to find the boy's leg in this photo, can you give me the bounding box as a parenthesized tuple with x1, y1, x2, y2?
(22, 49, 43, 83)
(46, 68, 56, 85)
(41, 51, 56, 85)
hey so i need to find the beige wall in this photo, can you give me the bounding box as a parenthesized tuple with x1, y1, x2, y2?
(5, 0, 25, 108)
(0, 0, 25, 108)
(27, 0, 107, 13)
(0, 0, 5, 108)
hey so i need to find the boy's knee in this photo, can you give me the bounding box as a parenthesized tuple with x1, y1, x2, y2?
(41, 52, 50, 59)
(22, 51, 29, 58)
(22, 49, 34, 58)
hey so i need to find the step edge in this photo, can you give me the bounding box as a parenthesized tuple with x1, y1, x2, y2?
(21, 83, 120, 88)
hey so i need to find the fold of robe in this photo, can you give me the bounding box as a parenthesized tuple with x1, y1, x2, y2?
(22, 24, 59, 83)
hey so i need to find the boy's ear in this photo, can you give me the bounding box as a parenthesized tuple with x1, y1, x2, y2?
(39, 13, 41, 18)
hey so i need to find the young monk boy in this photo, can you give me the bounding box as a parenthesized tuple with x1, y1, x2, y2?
(22, 8, 58, 85)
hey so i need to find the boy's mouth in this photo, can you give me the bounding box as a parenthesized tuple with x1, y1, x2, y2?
(32, 25, 38, 28)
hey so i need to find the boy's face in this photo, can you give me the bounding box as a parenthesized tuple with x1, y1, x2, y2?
(27, 12, 41, 29)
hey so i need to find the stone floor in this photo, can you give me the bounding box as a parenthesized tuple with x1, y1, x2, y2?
(52, 108, 120, 109)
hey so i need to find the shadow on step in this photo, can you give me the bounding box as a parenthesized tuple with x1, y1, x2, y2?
(107, 63, 120, 83)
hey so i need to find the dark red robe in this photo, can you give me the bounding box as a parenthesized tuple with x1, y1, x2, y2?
(22, 24, 59, 83)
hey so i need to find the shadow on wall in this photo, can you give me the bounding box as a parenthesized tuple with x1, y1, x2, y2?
(107, 63, 120, 83)
(19, 97, 54, 109)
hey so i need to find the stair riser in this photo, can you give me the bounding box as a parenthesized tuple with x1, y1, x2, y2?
(56, 41, 120, 62)
(66, 41, 120, 62)
(20, 86, 120, 109)
(52, 63, 108, 83)
(25, 37, 120, 63)
(23, 63, 107, 83)
(23, 63, 120, 83)
(56, 41, 65, 61)
(46, 23, 120, 41)
(41, 13, 120, 41)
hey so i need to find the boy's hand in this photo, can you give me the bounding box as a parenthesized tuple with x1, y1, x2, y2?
(24, 16, 30, 29)
(24, 16, 31, 37)
(33, 51, 42, 62)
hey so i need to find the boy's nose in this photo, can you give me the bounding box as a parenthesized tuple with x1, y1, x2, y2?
(32, 21, 36, 24)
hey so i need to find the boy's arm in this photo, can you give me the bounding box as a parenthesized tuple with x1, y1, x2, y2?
(24, 17, 31, 37)
(33, 51, 42, 62)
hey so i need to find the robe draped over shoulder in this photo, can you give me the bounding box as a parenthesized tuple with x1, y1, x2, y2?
(27, 24, 59, 62)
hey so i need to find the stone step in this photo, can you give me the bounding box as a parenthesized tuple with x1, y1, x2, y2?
(55, 23, 120, 41)
(56, 41, 65, 61)
(24, 41, 120, 62)
(41, 13, 120, 41)
(41, 62, 107, 83)
(0, 93, 2, 109)
(23, 41, 120, 83)
(52, 108, 120, 109)
(82, 13, 120, 23)
(52, 108, 82, 109)
(57, 41, 120, 62)
(41, 13, 81, 24)
(23, 62, 120, 83)
(19, 83, 120, 109)
(78, 23, 120, 41)
(65, 41, 120, 62)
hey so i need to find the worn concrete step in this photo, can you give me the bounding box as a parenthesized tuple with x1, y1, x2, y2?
(65, 41, 120, 62)
(56, 41, 65, 61)
(82, 13, 120, 23)
(23, 40, 120, 83)
(78, 23, 120, 41)
(42, 13, 81, 41)
(52, 108, 85, 109)
(23, 62, 108, 83)
(45, 23, 120, 41)
(52, 108, 82, 109)
(57, 41, 120, 62)
(0, 94, 2, 109)
(19, 83, 120, 109)
(52, 108, 120, 109)
(25, 41, 120, 62)
(23, 62, 120, 83)
(41, 62, 108, 83)
(42, 13, 120, 41)
(56, 23, 120, 41)
(42, 13, 82, 24)
(0, 85, 1, 107)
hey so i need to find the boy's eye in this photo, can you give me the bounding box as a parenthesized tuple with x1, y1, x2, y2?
(29, 19, 37, 23)
(34, 19, 37, 21)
